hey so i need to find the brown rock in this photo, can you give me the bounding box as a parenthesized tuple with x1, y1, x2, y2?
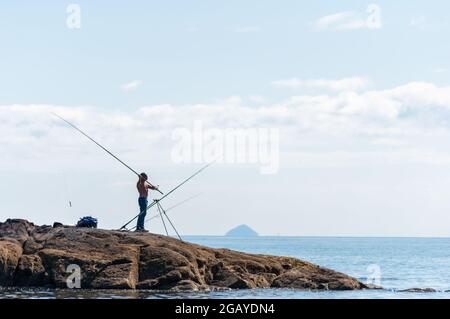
(14, 254, 48, 286)
(271, 266, 366, 290)
(0, 219, 370, 291)
(0, 241, 23, 285)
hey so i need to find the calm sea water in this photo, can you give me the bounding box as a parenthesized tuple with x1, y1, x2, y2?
(1, 236, 450, 299)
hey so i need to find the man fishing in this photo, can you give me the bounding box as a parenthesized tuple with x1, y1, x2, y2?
(136, 173, 158, 232)
(53, 113, 211, 236)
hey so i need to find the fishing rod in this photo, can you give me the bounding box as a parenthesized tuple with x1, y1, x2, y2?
(128, 193, 202, 231)
(159, 193, 202, 214)
(120, 160, 215, 230)
(52, 112, 163, 195)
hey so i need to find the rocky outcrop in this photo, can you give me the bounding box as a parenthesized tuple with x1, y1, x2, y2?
(0, 219, 368, 291)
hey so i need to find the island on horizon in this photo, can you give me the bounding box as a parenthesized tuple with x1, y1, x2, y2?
(225, 224, 259, 237)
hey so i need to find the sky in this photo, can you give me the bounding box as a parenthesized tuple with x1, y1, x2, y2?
(1, 1, 450, 236)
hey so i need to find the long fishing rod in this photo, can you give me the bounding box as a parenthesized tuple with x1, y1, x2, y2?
(129, 193, 202, 231)
(120, 160, 215, 230)
(159, 193, 202, 214)
(52, 112, 163, 195)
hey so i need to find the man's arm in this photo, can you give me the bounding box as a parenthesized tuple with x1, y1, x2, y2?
(146, 182, 158, 190)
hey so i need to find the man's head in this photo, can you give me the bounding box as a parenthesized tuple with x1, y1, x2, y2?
(140, 173, 148, 181)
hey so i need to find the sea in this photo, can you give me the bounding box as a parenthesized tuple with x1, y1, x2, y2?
(1, 236, 450, 299)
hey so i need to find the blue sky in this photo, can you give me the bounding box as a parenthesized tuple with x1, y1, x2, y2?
(1, 0, 449, 107)
(2, 1, 450, 236)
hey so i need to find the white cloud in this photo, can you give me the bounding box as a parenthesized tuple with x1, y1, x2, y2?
(3, 81, 450, 172)
(315, 11, 366, 31)
(271, 77, 369, 91)
(314, 5, 382, 31)
(120, 80, 143, 92)
(317, 12, 354, 26)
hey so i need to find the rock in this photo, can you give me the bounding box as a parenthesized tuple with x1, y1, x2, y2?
(399, 288, 437, 293)
(0, 219, 369, 291)
(271, 265, 364, 290)
(364, 283, 383, 289)
(0, 241, 23, 285)
(0, 219, 35, 245)
(14, 254, 48, 286)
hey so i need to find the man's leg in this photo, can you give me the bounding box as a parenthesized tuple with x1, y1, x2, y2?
(137, 198, 148, 230)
